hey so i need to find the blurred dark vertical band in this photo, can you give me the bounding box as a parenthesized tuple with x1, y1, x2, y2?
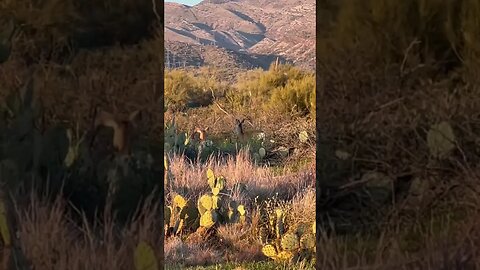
(155, 0, 166, 268)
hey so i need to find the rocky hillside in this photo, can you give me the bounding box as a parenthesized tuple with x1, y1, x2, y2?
(165, 0, 315, 70)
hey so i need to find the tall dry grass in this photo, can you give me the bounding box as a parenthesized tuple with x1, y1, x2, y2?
(165, 149, 315, 203)
(164, 149, 315, 267)
(1, 191, 163, 270)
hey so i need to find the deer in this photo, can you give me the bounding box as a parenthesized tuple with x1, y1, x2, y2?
(88, 105, 144, 160)
(209, 88, 254, 142)
(192, 126, 209, 142)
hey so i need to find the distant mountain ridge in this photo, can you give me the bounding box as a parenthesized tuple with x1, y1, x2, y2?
(165, 0, 315, 70)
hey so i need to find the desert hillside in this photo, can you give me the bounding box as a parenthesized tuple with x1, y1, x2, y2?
(165, 0, 315, 70)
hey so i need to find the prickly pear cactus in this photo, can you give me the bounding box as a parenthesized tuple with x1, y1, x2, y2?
(173, 194, 187, 209)
(281, 233, 300, 252)
(165, 168, 249, 241)
(237, 204, 246, 223)
(134, 241, 158, 270)
(198, 194, 213, 215)
(275, 208, 285, 238)
(207, 168, 216, 189)
(260, 200, 316, 263)
(179, 203, 199, 230)
(261, 244, 278, 259)
(299, 233, 315, 249)
(167, 194, 200, 235)
(200, 209, 218, 229)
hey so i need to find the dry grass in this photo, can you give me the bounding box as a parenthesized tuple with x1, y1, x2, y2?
(164, 149, 315, 268)
(0, 191, 163, 270)
(166, 149, 315, 203)
(316, 206, 480, 269)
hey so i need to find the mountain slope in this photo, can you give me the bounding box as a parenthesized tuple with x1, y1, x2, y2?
(165, 0, 315, 70)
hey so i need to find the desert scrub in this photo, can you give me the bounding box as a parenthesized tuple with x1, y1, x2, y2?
(255, 192, 316, 264)
(165, 69, 225, 111)
(164, 151, 315, 267)
(268, 73, 315, 117)
(231, 63, 314, 116)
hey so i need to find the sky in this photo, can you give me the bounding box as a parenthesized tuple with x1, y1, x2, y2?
(165, 0, 202, 6)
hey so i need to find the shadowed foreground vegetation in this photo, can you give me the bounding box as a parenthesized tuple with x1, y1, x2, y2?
(317, 0, 480, 269)
(0, 1, 166, 269)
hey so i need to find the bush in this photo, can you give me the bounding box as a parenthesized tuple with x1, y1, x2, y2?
(230, 63, 315, 117)
(268, 74, 315, 117)
(164, 69, 219, 111)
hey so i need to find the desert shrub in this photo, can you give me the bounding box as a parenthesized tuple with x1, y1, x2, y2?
(268, 74, 315, 117)
(230, 64, 314, 117)
(165, 69, 224, 111)
(234, 64, 303, 101)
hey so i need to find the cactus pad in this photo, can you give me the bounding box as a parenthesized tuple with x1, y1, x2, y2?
(300, 233, 315, 249)
(259, 227, 268, 244)
(261, 244, 277, 259)
(207, 168, 215, 189)
(173, 195, 187, 209)
(198, 195, 213, 211)
(228, 200, 238, 210)
(215, 176, 226, 190)
(275, 220, 284, 239)
(179, 204, 199, 229)
(200, 210, 217, 228)
(237, 205, 246, 216)
(295, 222, 310, 236)
(211, 195, 220, 209)
(277, 250, 294, 261)
(227, 209, 236, 222)
(281, 233, 300, 251)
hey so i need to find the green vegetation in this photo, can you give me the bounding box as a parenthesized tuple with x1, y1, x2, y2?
(164, 57, 315, 267)
(317, 1, 480, 268)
